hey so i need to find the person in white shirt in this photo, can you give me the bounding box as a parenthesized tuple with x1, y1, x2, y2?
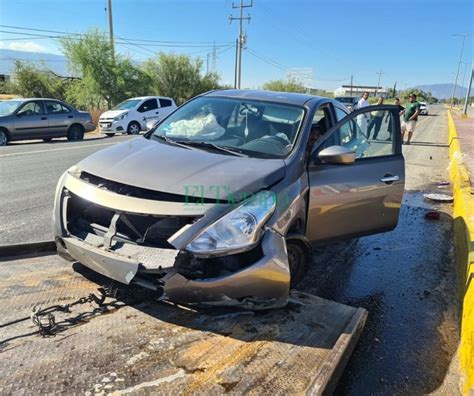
(356, 91, 370, 132)
(357, 91, 370, 109)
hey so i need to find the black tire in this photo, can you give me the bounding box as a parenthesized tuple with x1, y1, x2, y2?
(0, 129, 8, 146)
(286, 240, 309, 288)
(105, 133, 115, 137)
(43, 137, 53, 142)
(127, 121, 141, 135)
(67, 124, 84, 141)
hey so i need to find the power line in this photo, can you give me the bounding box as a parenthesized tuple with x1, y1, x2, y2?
(0, 24, 233, 45)
(245, 47, 349, 84)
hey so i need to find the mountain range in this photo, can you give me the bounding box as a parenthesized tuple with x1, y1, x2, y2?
(414, 83, 473, 100)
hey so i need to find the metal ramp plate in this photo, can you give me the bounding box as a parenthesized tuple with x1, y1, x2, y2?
(0, 253, 367, 395)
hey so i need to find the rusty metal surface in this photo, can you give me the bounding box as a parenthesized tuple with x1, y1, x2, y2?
(0, 254, 365, 395)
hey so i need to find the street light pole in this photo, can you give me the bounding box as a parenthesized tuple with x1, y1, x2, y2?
(462, 64, 473, 117)
(450, 33, 473, 107)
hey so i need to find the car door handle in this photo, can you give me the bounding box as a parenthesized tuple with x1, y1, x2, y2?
(380, 175, 400, 183)
(155, 111, 159, 114)
(68, 115, 73, 118)
(41, 117, 47, 120)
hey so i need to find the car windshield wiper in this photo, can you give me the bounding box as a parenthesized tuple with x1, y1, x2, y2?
(174, 140, 248, 157)
(151, 134, 192, 150)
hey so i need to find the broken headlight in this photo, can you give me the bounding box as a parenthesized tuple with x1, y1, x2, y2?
(186, 191, 276, 256)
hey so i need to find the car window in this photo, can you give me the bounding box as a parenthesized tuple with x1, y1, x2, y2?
(335, 108, 348, 122)
(17, 101, 44, 116)
(337, 109, 396, 158)
(152, 96, 305, 159)
(159, 98, 173, 108)
(138, 99, 158, 113)
(45, 101, 71, 114)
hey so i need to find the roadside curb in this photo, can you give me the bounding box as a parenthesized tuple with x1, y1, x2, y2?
(447, 110, 474, 394)
(0, 241, 56, 260)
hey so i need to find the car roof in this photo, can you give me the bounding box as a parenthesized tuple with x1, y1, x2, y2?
(129, 96, 174, 101)
(204, 89, 322, 106)
(4, 98, 62, 102)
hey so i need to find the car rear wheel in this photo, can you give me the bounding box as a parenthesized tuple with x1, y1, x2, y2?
(127, 121, 141, 135)
(105, 133, 115, 137)
(0, 130, 8, 146)
(287, 240, 309, 288)
(67, 125, 84, 141)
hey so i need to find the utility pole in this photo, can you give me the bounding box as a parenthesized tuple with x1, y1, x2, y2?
(450, 33, 473, 107)
(375, 68, 383, 97)
(462, 64, 473, 117)
(229, 0, 252, 89)
(107, 0, 115, 59)
(350, 75, 353, 96)
(392, 81, 397, 99)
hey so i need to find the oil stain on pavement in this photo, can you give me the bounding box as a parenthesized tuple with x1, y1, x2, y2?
(299, 191, 460, 395)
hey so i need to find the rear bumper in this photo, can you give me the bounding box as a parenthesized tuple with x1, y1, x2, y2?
(83, 122, 96, 133)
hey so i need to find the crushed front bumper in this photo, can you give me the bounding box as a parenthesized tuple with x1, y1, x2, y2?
(54, 173, 290, 309)
(58, 230, 289, 309)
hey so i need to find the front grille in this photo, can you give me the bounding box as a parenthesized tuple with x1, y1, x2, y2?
(66, 192, 198, 248)
(80, 171, 226, 204)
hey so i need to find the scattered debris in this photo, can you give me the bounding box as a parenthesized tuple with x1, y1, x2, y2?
(423, 193, 453, 203)
(424, 211, 441, 220)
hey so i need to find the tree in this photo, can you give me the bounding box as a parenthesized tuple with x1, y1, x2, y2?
(399, 88, 438, 104)
(61, 29, 151, 109)
(262, 78, 307, 93)
(142, 53, 220, 105)
(10, 61, 68, 100)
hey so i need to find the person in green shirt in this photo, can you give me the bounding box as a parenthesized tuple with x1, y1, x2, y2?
(400, 94, 421, 145)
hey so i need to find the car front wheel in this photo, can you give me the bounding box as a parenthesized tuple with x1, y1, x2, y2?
(127, 121, 141, 135)
(286, 240, 310, 288)
(67, 125, 84, 141)
(0, 130, 8, 146)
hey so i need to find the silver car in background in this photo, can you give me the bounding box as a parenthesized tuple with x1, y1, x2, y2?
(0, 98, 95, 146)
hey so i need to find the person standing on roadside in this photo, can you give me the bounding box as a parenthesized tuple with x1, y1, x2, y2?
(356, 91, 370, 131)
(368, 97, 384, 140)
(394, 97, 405, 113)
(386, 98, 405, 141)
(400, 93, 421, 145)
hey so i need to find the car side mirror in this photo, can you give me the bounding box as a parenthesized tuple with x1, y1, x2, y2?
(318, 145, 356, 165)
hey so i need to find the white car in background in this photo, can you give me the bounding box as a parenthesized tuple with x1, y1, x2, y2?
(419, 102, 429, 115)
(99, 96, 177, 136)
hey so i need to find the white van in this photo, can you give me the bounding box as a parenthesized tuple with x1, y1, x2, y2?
(99, 96, 177, 136)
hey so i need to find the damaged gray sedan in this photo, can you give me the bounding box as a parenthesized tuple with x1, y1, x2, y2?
(53, 89, 405, 309)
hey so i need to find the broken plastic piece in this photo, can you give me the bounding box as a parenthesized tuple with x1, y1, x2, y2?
(423, 193, 453, 203)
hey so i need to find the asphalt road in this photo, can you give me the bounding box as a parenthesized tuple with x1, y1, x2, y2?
(0, 134, 133, 245)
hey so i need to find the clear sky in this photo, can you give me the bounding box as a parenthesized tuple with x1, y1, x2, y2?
(0, 0, 472, 90)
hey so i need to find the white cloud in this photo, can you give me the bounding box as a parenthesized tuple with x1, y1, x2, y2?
(0, 41, 49, 53)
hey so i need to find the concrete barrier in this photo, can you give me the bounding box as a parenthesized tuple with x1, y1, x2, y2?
(447, 110, 474, 394)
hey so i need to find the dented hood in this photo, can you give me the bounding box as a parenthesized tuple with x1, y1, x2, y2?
(77, 137, 286, 200)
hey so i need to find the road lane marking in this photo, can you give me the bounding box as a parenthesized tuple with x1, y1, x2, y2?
(0, 142, 118, 158)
